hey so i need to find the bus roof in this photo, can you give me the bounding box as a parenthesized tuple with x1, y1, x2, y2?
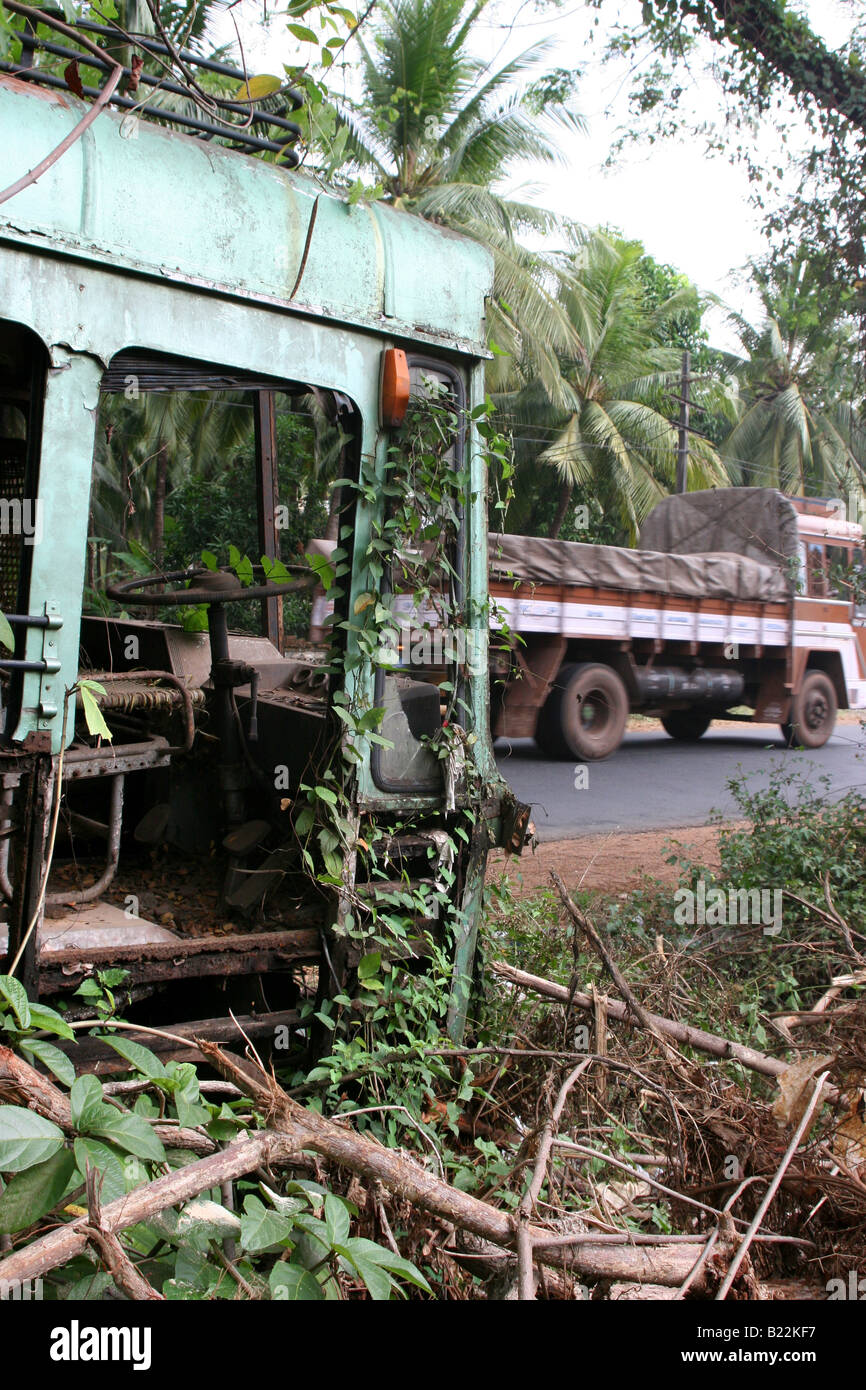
(0, 76, 493, 356)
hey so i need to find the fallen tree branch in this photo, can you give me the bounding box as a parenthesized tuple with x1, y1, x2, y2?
(0, 1130, 294, 1287)
(782, 881, 866, 959)
(82, 1164, 164, 1301)
(0, 1039, 714, 1292)
(516, 1058, 592, 1300)
(550, 871, 684, 1066)
(491, 962, 792, 1082)
(715, 1071, 830, 1301)
(196, 1040, 712, 1290)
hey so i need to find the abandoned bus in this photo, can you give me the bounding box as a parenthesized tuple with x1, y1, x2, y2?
(0, 43, 526, 1056)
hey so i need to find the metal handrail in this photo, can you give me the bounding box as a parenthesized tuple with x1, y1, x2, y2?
(5, 10, 303, 166)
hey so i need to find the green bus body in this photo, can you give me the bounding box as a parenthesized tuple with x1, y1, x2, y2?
(0, 75, 521, 1044)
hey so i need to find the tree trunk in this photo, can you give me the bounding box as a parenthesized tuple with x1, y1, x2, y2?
(120, 444, 130, 542)
(153, 440, 168, 563)
(324, 482, 342, 541)
(548, 479, 573, 539)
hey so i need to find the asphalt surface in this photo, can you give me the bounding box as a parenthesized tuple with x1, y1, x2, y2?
(494, 720, 866, 841)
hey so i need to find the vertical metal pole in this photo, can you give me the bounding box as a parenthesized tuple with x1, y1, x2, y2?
(6, 753, 52, 996)
(18, 17, 36, 68)
(676, 350, 690, 494)
(254, 390, 282, 649)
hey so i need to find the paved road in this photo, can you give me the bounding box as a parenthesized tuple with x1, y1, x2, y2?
(494, 721, 866, 841)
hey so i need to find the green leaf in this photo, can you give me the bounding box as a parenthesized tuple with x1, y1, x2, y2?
(70, 1074, 109, 1132)
(101, 1035, 167, 1080)
(288, 22, 318, 42)
(0, 1148, 76, 1232)
(233, 72, 283, 101)
(269, 1261, 324, 1300)
(306, 553, 335, 591)
(200, 550, 218, 571)
(77, 682, 113, 742)
(166, 1063, 210, 1128)
(341, 1250, 393, 1300)
(0, 611, 13, 653)
(257, 1182, 307, 1218)
(0, 974, 31, 1028)
(74, 979, 103, 999)
(0, 1106, 65, 1172)
(324, 1193, 350, 1246)
(72, 1136, 126, 1205)
(65, 1270, 113, 1300)
(98, 969, 129, 989)
(357, 952, 381, 981)
(90, 1112, 166, 1163)
(240, 1195, 294, 1252)
(342, 1236, 432, 1291)
(25, 1002, 75, 1040)
(229, 546, 254, 586)
(177, 1199, 242, 1243)
(19, 1038, 76, 1088)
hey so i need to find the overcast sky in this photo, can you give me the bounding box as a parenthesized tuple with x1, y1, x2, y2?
(218, 0, 856, 350)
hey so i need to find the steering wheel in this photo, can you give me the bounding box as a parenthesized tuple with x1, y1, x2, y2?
(106, 565, 317, 607)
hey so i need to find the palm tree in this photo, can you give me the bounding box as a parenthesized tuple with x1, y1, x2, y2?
(499, 233, 730, 540)
(722, 256, 861, 497)
(92, 389, 255, 569)
(328, 0, 587, 380)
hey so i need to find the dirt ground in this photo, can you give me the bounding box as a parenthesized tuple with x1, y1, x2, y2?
(487, 822, 742, 895)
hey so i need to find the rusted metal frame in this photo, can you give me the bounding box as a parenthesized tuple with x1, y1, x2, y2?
(55, 1009, 303, 1075)
(45, 772, 123, 907)
(6, 752, 52, 995)
(62, 735, 172, 780)
(89, 669, 196, 752)
(254, 389, 282, 650)
(0, 770, 22, 901)
(36, 927, 322, 993)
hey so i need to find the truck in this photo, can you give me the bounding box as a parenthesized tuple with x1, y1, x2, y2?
(488, 487, 866, 760)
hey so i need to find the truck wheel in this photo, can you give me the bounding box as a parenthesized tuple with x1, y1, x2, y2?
(780, 671, 838, 749)
(660, 710, 712, 742)
(537, 662, 629, 761)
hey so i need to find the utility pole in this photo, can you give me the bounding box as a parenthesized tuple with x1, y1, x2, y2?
(676, 349, 690, 494)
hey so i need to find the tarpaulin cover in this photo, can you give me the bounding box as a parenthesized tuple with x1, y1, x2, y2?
(638, 488, 799, 571)
(489, 489, 795, 603)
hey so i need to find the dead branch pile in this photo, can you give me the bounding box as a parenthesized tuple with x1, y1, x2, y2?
(2, 869, 864, 1301)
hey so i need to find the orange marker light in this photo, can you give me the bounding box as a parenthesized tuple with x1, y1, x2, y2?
(380, 348, 410, 428)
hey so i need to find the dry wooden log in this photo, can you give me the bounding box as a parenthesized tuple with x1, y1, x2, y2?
(0, 1045, 215, 1155)
(492, 961, 790, 1080)
(83, 1165, 164, 1301)
(0, 1130, 295, 1286)
(0, 1040, 717, 1293)
(551, 871, 677, 1063)
(195, 1041, 712, 1289)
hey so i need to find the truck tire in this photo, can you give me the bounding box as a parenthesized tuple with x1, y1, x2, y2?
(780, 671, 838, 749)
(536, 662, 629, 761)
(660, 710, 712, 742)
